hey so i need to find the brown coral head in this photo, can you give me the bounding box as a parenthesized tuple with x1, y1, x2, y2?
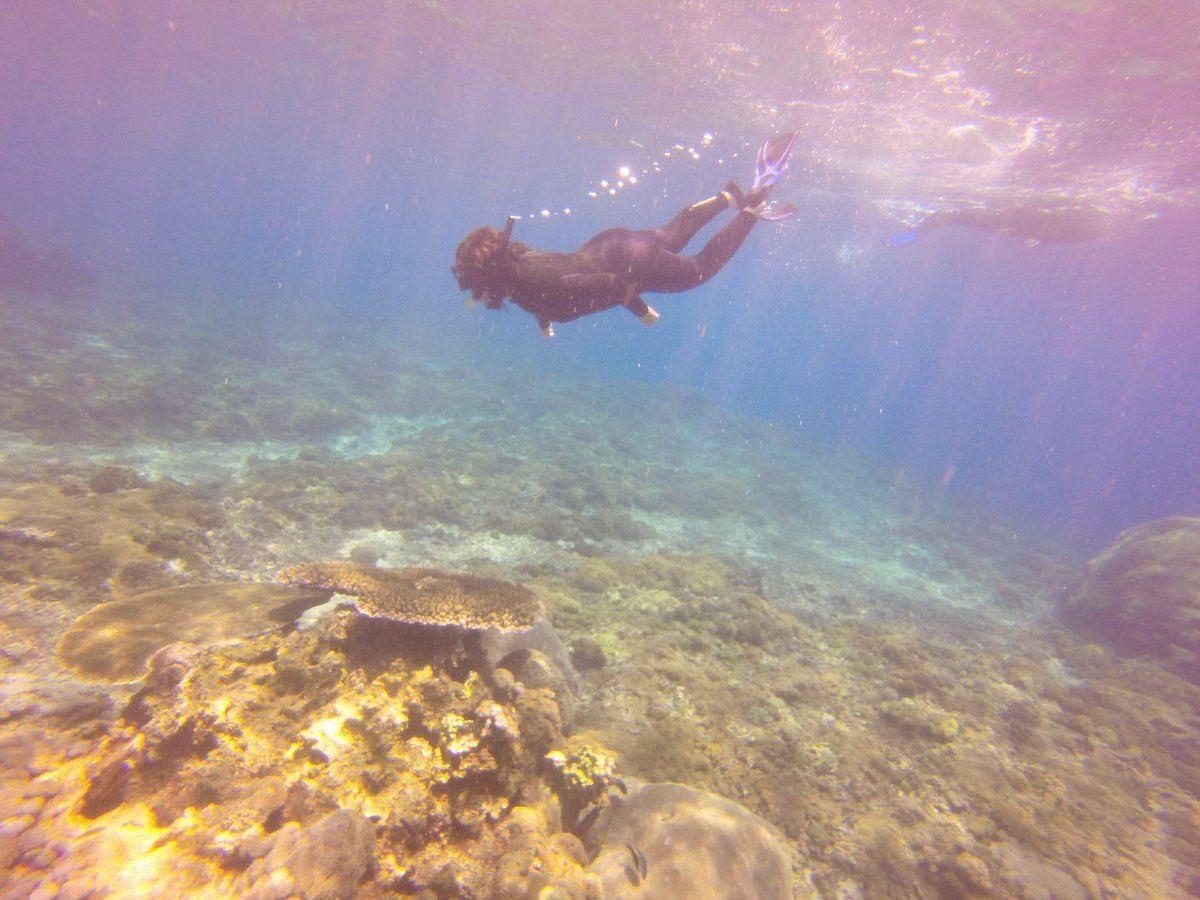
(277, 561, 544, 632)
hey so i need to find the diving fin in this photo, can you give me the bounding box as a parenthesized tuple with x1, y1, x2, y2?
(751, 132, 798, 194)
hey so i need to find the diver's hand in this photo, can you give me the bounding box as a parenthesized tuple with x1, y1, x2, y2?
(621, 283, 659, 326)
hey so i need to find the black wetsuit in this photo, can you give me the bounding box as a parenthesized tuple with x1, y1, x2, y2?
(508, 193, 758, 331)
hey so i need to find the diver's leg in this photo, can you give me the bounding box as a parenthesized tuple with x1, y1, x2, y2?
(691, 208, 760, 284)
(649, 185, 740, 252)
(582, 208, 759, 297)
(638, 208, 761, 292)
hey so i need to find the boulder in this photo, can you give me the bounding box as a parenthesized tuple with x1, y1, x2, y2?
(245, 808, 374, 899)
(1060, 517, 1200, 681)
(584, 782, 792, 899)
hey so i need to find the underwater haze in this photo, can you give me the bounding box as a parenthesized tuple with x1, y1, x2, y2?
(2, 2, 1200, 898)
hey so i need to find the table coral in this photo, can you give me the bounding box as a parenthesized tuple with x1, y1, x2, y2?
(56, 583, 330, 682)
(278, 561, 544, 631)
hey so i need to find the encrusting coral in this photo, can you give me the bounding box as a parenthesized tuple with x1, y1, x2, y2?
(277, 560, 544, 632)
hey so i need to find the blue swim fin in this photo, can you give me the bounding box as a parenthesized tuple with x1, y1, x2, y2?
(751, 133, 798, 193)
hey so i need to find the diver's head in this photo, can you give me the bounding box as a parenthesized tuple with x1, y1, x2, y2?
(451, 223, 523, 309)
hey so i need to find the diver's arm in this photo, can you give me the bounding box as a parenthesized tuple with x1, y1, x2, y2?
(561, 274, 660, 327)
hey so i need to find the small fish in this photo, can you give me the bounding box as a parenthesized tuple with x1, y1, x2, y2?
(627, 843, 648, 879)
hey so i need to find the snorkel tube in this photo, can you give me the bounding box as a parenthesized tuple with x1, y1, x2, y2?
(500, 214, 517, 244)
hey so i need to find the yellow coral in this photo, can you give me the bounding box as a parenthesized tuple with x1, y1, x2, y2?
(545, 744, 618, 793)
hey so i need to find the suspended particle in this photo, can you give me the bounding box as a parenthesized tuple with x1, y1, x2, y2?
(701, 132, 714, 145)
(618, 165, 631, 178)
(616, 180, 624, 188)
(608, 188, 617, 196)
(601, 180, 609, 188)
(540, 209, 551, 217)
(563, 208, 572, 215)
(628, 176, 637, 184)
(588, 191, 598, 199)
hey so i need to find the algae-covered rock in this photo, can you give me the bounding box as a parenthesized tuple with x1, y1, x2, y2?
(569, 637, 606, 671)
(241, 808, 374, 899)
(1060, 517, 1200, 681)
(545, 736, 622, 828)
(583, 782, 792, 899)
(881, 697, 960, 742)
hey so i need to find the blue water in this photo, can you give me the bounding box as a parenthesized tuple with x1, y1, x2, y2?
(1, 2, 1197, 551)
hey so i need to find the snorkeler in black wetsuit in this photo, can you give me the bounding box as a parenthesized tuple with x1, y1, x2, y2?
(452, 134, 798, 337)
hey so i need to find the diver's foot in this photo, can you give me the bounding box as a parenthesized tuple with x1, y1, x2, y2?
(639, 306, 661, 327)
(721, 181, 746, 209)
(744, 178, 778, 209)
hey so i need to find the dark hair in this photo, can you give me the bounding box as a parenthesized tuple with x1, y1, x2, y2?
(451, 226, 527, 309)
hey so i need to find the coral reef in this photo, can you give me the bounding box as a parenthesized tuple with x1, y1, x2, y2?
(3, 300, 1200, 897)
(1060, 516, 1200, 681)
(56, 583, 330, 682)
(537, 551, 1200, 898)
(278, 561, 544, 631)
(11, 610, 603, 897)
(0, 476, 221, 607)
